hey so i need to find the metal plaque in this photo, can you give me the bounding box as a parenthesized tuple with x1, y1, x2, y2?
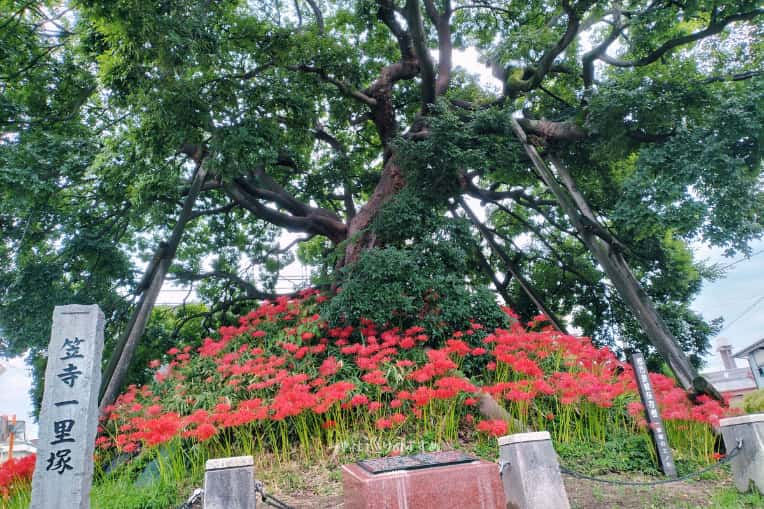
(357, 451, 477, 474)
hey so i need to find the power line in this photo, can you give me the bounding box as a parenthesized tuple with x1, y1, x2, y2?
(716, 294, 764, 335)
(717, 248, 764, 271)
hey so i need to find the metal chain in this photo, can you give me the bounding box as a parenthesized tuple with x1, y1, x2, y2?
(559, 439, 744, 487)
(255, 480, 298, 509)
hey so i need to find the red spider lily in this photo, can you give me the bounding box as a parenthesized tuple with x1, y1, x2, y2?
(348, 394, 369, 407)
(476, 419, 508, 437)
(99, 289, 733, 467)
(0, 455, 35, 499)
(190, 423, 217, 441)
(361, 370, 388, 385)
(399, 336, 416, 349)
(445, 339, 472, 356)
(390, 413, 406, 424)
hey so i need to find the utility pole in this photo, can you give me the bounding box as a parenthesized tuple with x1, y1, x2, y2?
(8, 414, 16, 461)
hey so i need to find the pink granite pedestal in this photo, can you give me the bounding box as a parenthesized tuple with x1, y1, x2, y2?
(342, 459, 506, 509)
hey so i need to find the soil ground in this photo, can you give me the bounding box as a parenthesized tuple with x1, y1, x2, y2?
(248, 463, 743, 509)
(563, 474, 731, 509)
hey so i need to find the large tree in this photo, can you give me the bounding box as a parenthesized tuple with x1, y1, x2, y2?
(1, 1, 762, 410)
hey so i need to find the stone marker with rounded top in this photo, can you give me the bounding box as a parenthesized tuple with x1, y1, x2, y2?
(498, 431, 570, 509)
(31, 305, 104, 509)
(203, 455, 256, 509)
(719, 413, 764, 493)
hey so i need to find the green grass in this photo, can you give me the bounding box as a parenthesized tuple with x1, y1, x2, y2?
(4, 438, 761, 509)
(711, 486, 764, 508)
(5, 478, 182, 509)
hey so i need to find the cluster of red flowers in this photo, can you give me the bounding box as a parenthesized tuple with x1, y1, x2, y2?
(0, 454, 35, 499)
(97, 289, 734, 455)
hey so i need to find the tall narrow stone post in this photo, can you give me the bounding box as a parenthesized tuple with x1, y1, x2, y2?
(719, 414, 764, 493)
(498, 431, 570, 509)
(31, 305, 104, 509)
(203, 456, 257, 509)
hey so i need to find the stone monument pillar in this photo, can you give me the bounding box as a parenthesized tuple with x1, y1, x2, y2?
(498, 431, 571, 509)
(719, 413, 764, 493)
(31, 305, 104, 509)
(203, 456, 257, 509)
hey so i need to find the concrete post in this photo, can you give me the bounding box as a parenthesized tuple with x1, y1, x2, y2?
(498, 431, 570, 509)
(203, 456, 257, 509)
(719, 413, 764, 493)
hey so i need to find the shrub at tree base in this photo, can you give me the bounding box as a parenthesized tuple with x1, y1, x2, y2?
(89, 290, 736, 471)
(0, 454, 35, 500)
(743, 389, 764, 414)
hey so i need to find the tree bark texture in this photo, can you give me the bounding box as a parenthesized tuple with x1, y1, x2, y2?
(342, 156, 405, 265)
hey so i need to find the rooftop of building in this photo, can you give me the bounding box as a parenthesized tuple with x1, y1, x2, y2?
(733, 337, 764, 359)
(702, 366, 758, 393)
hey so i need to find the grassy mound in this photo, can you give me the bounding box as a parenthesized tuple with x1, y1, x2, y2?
(3, 290, 736, 506)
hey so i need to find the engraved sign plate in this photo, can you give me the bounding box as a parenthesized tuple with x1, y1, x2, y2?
(357, 451, 476, 474)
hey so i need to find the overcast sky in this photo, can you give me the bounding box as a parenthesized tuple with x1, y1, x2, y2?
(693, 238, 764, 371)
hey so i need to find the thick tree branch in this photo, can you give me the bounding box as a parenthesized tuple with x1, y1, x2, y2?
(463, 177, 557, 207)
(179, 143, 206, 164)
(582, 21, 622, 89)
(313, 124, 346, 152)
(303, 0, 324, 33)
(517, 118, 587, 141)
(450, 3, 511, 16)
(701, 69, 763, 84)
(377, 0, 415, 60)
(364, 60, 421, 145)
(626, 127, 676, 144)
(173, 270, 279, 300)
(224, 179, 347, 243)
(425, 0, 453, 97)
(599, 9, 764, 68)
(405, 0, 437, 105)
(506, 1, 588, 94)
(243, 166, 320, 218)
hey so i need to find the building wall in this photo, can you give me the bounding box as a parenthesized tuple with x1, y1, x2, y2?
(0, 441, 36, 462)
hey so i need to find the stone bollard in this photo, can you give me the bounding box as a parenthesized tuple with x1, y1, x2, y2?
(498, 431, 570, 509)
(719, 413, 764, 493)
(203, 456, 257, 509)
